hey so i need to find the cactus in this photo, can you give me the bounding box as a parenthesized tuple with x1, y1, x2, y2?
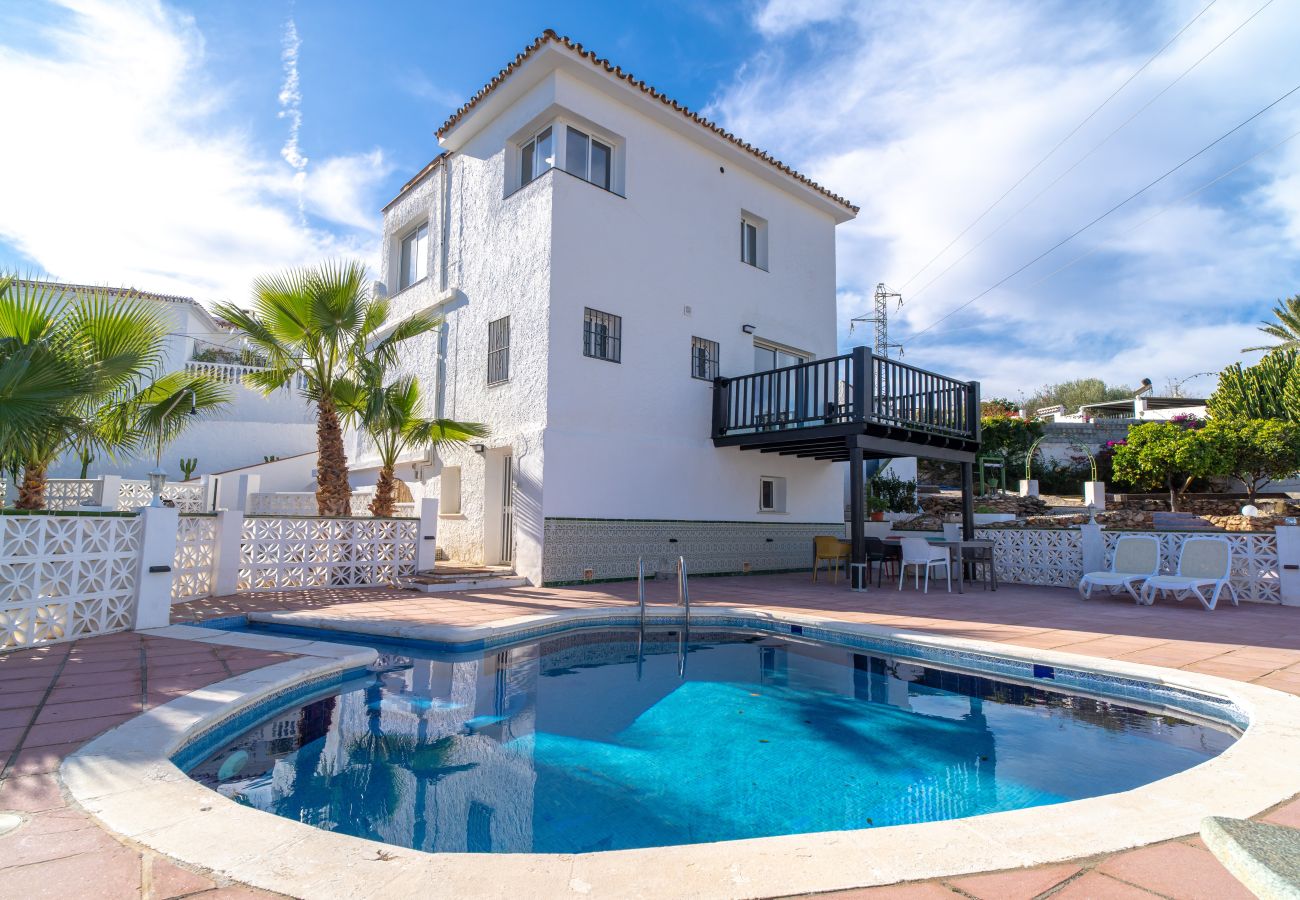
(1209, 350, 1300, 421)
(178, 457, 198, 480)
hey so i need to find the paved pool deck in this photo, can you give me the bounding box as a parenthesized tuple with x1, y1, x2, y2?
(2, 573, 1299, 898)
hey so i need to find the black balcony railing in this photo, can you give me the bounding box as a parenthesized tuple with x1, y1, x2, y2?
(712, 347, 979, 443)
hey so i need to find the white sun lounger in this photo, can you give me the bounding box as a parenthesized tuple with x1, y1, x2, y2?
(1078, 534, 1160, 603)
(1140, 536, 1238, 611)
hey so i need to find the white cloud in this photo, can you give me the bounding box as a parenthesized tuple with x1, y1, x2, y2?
(0, 0, 383, 304)
(714, 0, 1300, 396)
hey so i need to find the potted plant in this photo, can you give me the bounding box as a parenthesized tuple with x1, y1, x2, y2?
(868, 496, 888, 521)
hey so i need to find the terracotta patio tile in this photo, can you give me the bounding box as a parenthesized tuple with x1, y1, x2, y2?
(806, 882, 963, 899)
(0, 774, 66, 812)
(1263, 797, 1300, 828)
(0, 810, 122, 867)
(0, 675, 61, 694)
(0, 843, 142, 898)
(5, 743, 83, 776)
(1253, 671, 1300, 695)
(145, 852, 217, 898)
(945, 863, 1081, 899)
(45, 681, 143, 704)
(0, 690, 50, 711)
(23, 713, 131, 748)
(1050, 872, 1160, 899)
(35, 695, 141, 724)
(1096, 839, 1254, 900)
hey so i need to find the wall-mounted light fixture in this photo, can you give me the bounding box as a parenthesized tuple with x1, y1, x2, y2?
(471, 444, 486, 454)
(741, 324, 756, 334)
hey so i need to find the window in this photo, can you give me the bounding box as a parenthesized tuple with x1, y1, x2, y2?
(399, 222, 429, 290)
(487, 316, 510, 385)
(564, 126, 613, 191)
(759, 476, 786, 513)
(691, 336, 719, 381)
(753, 341, 808, 372)
(440, 466, 462, 515)
(519, 126, 554, 187)
(583, 308, 621, 363)
(740, 212, 769, 269)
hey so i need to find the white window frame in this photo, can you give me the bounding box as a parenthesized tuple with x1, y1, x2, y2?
(398, 221, 429, 291)
(740, 211, 769, 271)
(759, 476, 787, 513)
(564, 125, 614, 191)
(518, 125, 555, 188)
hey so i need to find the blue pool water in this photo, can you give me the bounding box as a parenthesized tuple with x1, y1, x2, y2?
(185, 627, 1234, 853)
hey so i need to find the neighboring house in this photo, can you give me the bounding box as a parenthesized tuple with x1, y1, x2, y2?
(26, 282, 317, 481)
(345, 31, 979, 586)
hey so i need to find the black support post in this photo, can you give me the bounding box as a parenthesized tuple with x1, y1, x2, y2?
(961, 461, 975, 541)
(849, 443, 866, 589)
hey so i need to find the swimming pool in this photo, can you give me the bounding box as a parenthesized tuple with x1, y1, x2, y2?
(181, 624, 1235, 854)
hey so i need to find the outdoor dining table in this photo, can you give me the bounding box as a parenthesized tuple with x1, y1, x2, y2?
(880, 535, 997, 594)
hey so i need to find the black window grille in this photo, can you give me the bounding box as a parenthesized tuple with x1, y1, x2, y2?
(583, 308, 621, 363)
(691, 336, 719, 380)
(487, 316, 510, 384)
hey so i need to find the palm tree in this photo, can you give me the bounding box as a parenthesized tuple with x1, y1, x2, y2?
(359, 377, 486, 517)
(0, 278, 223, 509)
(1244, 294, 1300, 352)
(215, 261, 439, 516)
(131, 372, 232, 488)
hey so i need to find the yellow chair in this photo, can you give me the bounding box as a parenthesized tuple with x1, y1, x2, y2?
(813, 536, 851, 583)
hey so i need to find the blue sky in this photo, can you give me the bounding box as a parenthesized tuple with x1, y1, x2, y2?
(2, 0, 1299, 398)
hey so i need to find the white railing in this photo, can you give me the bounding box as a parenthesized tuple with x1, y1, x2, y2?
(117, 480, 206, 513)
(972, 527, 1281, 602)
(0, 512, 143, 649)
(248, 492, 318, 516)
(185, 360, 309, 392)
(171, 514, 218, 601)
(44, 478, 105, 510)
(238, 516, 418, 591)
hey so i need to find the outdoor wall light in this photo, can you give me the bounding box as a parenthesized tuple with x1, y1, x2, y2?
(741, 324, 756, 334)
(471, 444, 486, 454)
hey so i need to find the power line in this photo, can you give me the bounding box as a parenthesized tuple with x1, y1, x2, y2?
(1024, 125, 1300, 289)
(906, 80, 1300, 346)
(904, 0, 1277, 307)
(896, 0, 1220, 294)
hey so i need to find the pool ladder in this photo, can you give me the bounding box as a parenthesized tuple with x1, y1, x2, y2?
(634, 556, 691, 679)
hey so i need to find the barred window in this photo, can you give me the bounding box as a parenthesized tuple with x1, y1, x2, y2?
(691, 336, 719, 381)
(487, 316, 510, 385)
(583, 308, 621, 363)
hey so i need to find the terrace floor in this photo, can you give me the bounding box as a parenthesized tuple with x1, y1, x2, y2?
(3, 573, 1299, 898)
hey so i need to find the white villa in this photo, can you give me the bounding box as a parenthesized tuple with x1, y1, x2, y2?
(345, 31, 878, 586)
(30, 282, 317, 481)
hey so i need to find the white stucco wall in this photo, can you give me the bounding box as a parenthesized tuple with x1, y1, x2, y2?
(541, 70, 843, 523)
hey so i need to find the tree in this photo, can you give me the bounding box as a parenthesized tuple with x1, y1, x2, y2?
(1208, 350, 1300, 422)
(1111, 421, 1222, 511)
(0, 278, 229, 509)
(1243, 294, 1300, 352)
(357, 377, 486, 517)
(979, 414, 1043, 473)
(215, 261, 439, 516)
(132, 372, 230, 480)
(980, 397, 1018, 417)
(1200, 418, 1300, 502)
(1024, 378, 1132, 415)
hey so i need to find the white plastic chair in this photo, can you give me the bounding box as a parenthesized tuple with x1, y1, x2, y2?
(1078, 534, 1161, 603)
(1140, 537, 1238, 611)
(898, 537, 951, 593)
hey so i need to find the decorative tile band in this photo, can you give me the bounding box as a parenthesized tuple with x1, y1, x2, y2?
(542, 517, 840, 584)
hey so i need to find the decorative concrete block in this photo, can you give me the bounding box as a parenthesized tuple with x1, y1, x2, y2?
(1084, 481, 1107, 511)
(1020, 479, 1039, 497)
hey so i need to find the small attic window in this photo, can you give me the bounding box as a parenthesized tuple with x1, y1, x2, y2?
(519, 126, 554, 187)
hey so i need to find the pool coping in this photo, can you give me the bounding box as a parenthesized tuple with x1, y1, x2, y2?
(61, 607, 1300, 900)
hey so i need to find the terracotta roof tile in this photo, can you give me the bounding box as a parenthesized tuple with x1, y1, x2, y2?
(437, 30, 858, 214)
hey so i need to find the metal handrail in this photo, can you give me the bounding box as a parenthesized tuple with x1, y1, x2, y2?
(637, 556, 647, 625)
(677, 556, 690, 620)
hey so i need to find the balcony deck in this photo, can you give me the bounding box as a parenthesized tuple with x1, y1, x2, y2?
(711, 347, 981, 463)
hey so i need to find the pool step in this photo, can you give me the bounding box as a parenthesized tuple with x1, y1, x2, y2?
(403, 569, 527, 593)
